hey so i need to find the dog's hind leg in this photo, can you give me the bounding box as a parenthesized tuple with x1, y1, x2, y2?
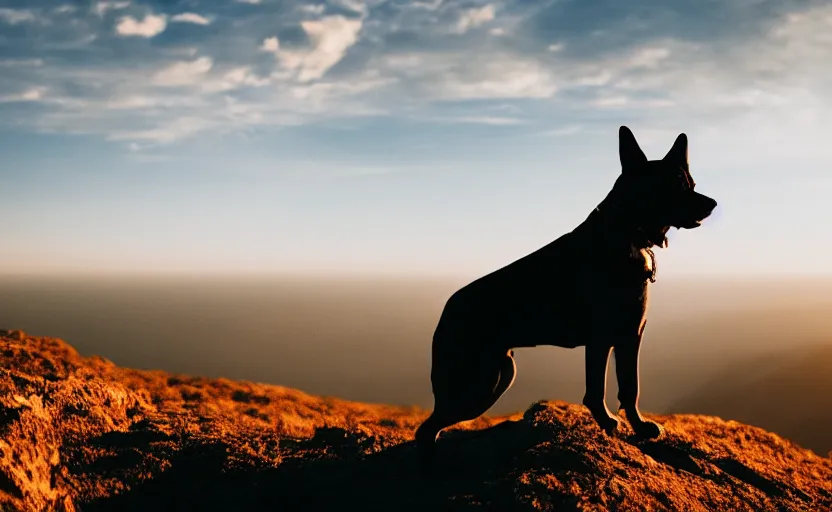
(492, 350, 517, 400)
(415, 350, 516, 476)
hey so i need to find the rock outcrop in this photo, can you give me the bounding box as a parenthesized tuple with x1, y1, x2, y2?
(1, 330, 830, 511)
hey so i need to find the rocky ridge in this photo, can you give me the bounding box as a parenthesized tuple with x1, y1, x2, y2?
(1, 330, 830, 511)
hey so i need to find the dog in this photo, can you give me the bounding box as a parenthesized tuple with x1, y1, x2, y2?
(414, 126, 717, 475)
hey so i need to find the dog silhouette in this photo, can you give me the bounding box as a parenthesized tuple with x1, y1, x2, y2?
(415, 126, 718, 475)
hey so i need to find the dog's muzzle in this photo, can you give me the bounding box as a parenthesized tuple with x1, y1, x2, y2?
(675, 193, 717, 229)
(677, 219, 703, 229)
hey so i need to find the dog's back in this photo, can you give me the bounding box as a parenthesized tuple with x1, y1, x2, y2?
(434, 230, 582, 347)
(434, 211, 658, 351)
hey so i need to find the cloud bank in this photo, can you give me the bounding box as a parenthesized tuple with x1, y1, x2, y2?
(0, 0, 829, 147)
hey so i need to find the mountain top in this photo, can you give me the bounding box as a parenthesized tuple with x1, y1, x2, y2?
(1, 329, 830, 511)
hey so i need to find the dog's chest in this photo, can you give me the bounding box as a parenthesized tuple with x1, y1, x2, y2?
(578, 245, 654, 301)
(630, 246, 654, 280)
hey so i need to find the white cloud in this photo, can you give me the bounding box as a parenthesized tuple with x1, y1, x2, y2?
(0, 59, 44, 67)
(4, 0, 832, 150)
(276, 16, 363, 82)
(105, 96, 166, 109)
(455, 5, 495, 34)
(441, 76, 555, 100)
(709, 89, 791, 108)
(440, 115, 525, 125)
(0, 88, 45, 103)
(299, 4, 326, 14)
(260, 36, 280, 53)
(373, 50, 559, 101)
(108, 116, 216, 143)
(202, 67, 271, 92)
(592, 96, 628, 107)
(625, 47, 671, 69)
(0, 8, 37, 24)
(163, 46, 200, 58)
(589, 94, 672, 110)
(574, 72, 612, 87)
(431, 55, 558, 100)
(644, 99, 675, 107)
(170, 13, 212, 26)
(152, 57, 213, 86)
(53, 5, 77, 14)
(331, 0, 368, 16)
(765, 8, 832, 71)
(102, 93, 207, 111)
(412, 0, 443, 10)
(115, 14, 167, 38)
(236, 0, 262, 4)
(539, 125, 584, 137)
(94, 1, 129, 17)
(291, 72, 396, 98)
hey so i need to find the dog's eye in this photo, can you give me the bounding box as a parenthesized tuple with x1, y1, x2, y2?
(678, 170, 694, 190)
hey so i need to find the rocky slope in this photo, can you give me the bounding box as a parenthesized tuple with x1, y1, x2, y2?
(1, 329, 830, 512)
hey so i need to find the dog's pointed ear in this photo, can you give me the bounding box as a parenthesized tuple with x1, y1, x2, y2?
(619, 126, 647, 172)
(663, 133, 688, 166)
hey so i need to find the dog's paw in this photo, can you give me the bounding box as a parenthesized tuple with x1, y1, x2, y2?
(599, 415, 621, 436)
(631, 418, 664, 440)
(583, 402, 621, 435)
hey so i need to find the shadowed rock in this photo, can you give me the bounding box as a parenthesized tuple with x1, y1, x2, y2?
(1, 330, 830, 511)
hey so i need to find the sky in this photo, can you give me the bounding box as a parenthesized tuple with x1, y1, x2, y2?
(1, 0, 832, 277)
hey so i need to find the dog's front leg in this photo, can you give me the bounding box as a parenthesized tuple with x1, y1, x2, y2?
(581, 342, 620, 434)
(615, 334, 663, 439)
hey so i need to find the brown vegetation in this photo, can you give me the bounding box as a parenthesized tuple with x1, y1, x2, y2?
(1, 329, 830, 511)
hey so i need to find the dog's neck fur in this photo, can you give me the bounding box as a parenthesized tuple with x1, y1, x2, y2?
(571, 190, 661, 283)
(584, 197, 659, 250)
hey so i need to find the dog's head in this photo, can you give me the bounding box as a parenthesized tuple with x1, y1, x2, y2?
(611, 126, 717, 248)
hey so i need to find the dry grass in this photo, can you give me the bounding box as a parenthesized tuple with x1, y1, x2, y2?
(1, 329, 830, 511)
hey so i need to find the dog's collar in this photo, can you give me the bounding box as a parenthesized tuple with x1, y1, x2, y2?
(643, 246, 658, 284)
(592, 204, 667, 250)
(591, 205, 659, 283)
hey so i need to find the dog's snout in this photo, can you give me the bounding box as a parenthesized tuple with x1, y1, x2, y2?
(694, 193, 717, 218)
(704, 196, 717, 215)
(704, 196, 717, 214)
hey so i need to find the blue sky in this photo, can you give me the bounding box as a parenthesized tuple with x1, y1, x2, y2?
(1, 0, 832, 277)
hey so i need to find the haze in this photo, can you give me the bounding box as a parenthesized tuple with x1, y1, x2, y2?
(2, 273, 831, 456)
